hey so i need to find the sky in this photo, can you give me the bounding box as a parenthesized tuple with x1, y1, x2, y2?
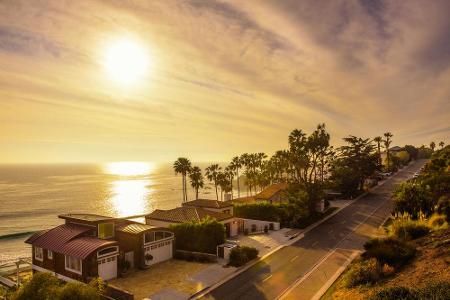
(0, 0, 449, 164)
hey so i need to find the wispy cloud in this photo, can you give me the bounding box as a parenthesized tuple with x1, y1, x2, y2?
(0, 0, 449, 162)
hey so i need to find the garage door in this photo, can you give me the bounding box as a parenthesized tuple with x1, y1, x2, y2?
(98, 256, 117, 280)
(145, 240, 173, 266)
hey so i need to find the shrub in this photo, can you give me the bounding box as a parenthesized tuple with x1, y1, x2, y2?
(393, 182, 433, 219)
(368, 282, 450, 300)
(11, 273, 103, 300)
(363, 237, 416, 267)
(381, 263, 395, 277)
(428, 214, 448, 229)
(417, 281, 450, 299)
(169, 216, 225, 254)
(342, 258, 381, 287)
(368, 286, 416, 300)
(229, 246, 259, 267)
(388, 218, 430, 240)
(234, 202, 281, 222)
(437, 195, 450, 222)
(12, 272, 61, 300)
(59, 281, 101, 300)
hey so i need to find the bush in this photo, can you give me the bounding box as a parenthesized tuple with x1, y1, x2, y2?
(393, 182, 433, 219)
(228, 246, 259, 267)
(12, 272, 61, 300)
(342, 258, 381, 287)
(368, 286, 416, 300)
(428, 214, 448, 229)
(437, 195, 450, 222)
(417, 281, 450, 299)
(11, 273, 103, 300)
(363, 237, 416, 267)
(388, 218, 430, 240)
(59, 282, 101, 300)
(234, 202, 281, 222)
(169, 216, 225, 254)
(368, 282, 450, 300)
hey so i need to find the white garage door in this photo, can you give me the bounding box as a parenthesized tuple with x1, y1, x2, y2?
(145, 240, 173, 266)
(98, 256, 117, 280)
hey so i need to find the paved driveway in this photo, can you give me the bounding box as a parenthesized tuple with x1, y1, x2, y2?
(199, 160, 426, 300)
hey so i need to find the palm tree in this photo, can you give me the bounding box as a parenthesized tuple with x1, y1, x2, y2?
(374, 136, 383, 168)
(189, 166, 204, 200)
(430, 141, 436, 152)
(205, 164, 222, 200)
(439, 141, 445, 149)
(229, 156, 242, 198)
(173, 157, 192, 203)
(224, 165, 234, 199)
(383, 132, 393, 171)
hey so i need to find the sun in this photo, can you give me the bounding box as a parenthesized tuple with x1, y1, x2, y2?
(103, 38, 149, 85)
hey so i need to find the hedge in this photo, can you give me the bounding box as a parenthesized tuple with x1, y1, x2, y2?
(228, 246, 259, 267)
(234, 202, 281, 222)
(169, 216, 225, 254)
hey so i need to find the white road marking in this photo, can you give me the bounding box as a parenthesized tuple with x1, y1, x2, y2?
(262, 274, 272, 282)
(290, 255, 299, 262)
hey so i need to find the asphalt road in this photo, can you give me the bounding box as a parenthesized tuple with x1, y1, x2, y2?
(200, 160, 426, 300)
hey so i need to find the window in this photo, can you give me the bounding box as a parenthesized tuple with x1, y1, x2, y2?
(98, 223, 114, 239)
(35, 247, 43, 261)
(97, 246, 118, 258)
(65, 255, 82, 274)
(144, 232, 154, 244)
(155, 231, 164, 241)
(164, 232, 173, 238)
(48, 250, 53, 259)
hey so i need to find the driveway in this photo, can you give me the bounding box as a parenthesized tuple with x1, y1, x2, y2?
(198, 160, 426, 300)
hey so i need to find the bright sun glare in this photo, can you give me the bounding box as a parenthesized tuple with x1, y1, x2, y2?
(103, 39, 149, 85)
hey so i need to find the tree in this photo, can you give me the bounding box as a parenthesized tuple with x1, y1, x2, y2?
(229, 156, 242, 198)
(205, 164, 222, 200)
(383, 132, 393, 171)
(189, 166, 204, 200)
(430, 141, 436, 152)
(332, 136, 378, 194)
(288, 124, 332, 214)
(439, 141, 445, 149)
(373, 136, 383, 168)
(404, 145, 419, 161)
(173, 157, 192, 203)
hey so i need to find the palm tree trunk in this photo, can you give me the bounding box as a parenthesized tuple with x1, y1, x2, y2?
(196, 187, 199, 200)
(237, 168, 240, 198)
(215, 182, 219, 200)
(181, 175, 185, 203)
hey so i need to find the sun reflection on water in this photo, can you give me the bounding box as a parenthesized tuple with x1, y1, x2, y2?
(104, 162, 154, 217)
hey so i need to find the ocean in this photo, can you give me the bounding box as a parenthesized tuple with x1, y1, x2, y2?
(0, 162, 229, 263)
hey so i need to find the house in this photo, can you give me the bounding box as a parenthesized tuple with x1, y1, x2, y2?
(254, 183, 289, 204)
(25, 213, 174, 283)
(182, 199, 233, 215)
(145, 206, 239, 237)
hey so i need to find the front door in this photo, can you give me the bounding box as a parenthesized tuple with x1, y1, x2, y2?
(224, 222, 231, 238)
(125, 251, 134, 269)
(98, 256, 117, 280)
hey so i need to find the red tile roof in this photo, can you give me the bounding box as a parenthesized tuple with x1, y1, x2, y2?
(255, 183, 288, 200)
(226, 196, 256, 205)
(146, 207, 233, 223)
(182, 199, 233, 209)
(25, 224, 117, 259)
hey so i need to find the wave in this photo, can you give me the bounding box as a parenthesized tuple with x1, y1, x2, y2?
(0, 231, 36, 240)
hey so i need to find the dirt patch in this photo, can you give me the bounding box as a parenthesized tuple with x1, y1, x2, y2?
(327, 229, 450, 300)
(109, 259, 210, 300)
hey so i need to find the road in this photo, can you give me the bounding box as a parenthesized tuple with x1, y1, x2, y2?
(199, 160, 426, 300)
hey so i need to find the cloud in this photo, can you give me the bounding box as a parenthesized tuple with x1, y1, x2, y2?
(0, 0, 449, 162)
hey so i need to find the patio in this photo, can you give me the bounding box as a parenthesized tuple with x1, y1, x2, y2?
(109, 259, 211, 300)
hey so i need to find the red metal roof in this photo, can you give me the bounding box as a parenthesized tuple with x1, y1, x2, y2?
(25, 224, 116, 259)
(62, 237, 117, 259)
